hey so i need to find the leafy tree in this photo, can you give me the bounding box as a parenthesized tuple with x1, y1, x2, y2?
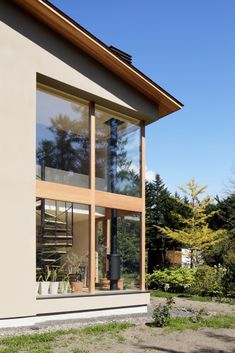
(204, 192, 235, 294)
(158, 179, 224, 268)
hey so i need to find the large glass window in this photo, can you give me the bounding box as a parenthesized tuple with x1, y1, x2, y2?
(96, 107, 141, 196)
(36, 198, 89, 295)
(95, 207, 140, 291)
(36, 87, 90, 188)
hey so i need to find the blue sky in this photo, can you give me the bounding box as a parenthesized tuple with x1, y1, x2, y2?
(50, 0, 235, 198)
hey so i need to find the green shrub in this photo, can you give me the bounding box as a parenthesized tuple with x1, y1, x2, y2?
(152, 297, 175, 327)
(146, 268, 195, 293)
(190, 265, 223, 296)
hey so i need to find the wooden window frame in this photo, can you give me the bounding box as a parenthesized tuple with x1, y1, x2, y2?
(36, 91, 146, 293)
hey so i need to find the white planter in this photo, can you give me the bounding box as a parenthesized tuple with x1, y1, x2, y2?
(59, 281, 69, 294)
(49, 281, 59, 295)
(36, 282, 40, 295)
(39, 281, 50, 295)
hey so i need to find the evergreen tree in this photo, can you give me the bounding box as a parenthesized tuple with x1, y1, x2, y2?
(158, 179, 224, 268)
(146, 174, 180, 272)
(204, 192, 235, 293)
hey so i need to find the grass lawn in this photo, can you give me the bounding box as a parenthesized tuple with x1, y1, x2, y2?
(150, 290, 235, 305)
(0, 322, 133, 353)
(167, 314, 235, 331)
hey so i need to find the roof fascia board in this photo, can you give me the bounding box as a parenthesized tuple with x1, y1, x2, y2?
(14, 0, 183, 120)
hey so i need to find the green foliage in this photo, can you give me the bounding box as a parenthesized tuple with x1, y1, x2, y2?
(190, 265, 223, 296)
(167, 314, 235, 331)
(146, 268, 195, 293)
(146, 175, 187, 271)
(152, 297, 175, 327)
(79, 322, 133, 336)
(158, 179, 225, 268)
(0, 322, 133, 353)
(204, 192, 235, 295)
(150, 290, 181, 298)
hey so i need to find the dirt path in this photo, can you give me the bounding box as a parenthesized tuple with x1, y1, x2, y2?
(68, 326, 235, 353)
(151, 297, 235, 316)
(121, 327, 235, 353)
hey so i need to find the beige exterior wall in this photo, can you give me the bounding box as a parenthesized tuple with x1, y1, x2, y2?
(0, 1, 151, 319)
(36, 292, 150, 315)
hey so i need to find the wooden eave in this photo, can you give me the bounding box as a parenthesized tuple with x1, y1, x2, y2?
(14, 0, 183, 121)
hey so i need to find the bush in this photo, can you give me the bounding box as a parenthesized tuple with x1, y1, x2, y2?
(152, 297, 175, 327)
(146, 268, 195, 293)
(191, 265, 223, 296)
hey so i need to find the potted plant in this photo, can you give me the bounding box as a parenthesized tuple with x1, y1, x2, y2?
(61, 252, 83, 293)
(38, 266, 51, 295)
(36, 272, 42, 294)
(59, 272, 70, 294)
(70, 270, 83, 293)
(49, 268, 59, 295)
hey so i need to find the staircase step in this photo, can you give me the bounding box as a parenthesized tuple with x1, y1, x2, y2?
(44, 228, 69, 232)
(43, 250, 67, 254)
(45, 219, 66, 225)
(43, 235, 73, 239)
(43, 259, 55, 262)
(43, 242, 72, 246)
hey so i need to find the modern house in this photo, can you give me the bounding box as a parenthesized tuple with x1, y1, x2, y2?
(0, 0, 183, 327)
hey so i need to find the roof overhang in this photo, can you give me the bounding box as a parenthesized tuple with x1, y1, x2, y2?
(14, 0, 183, 121)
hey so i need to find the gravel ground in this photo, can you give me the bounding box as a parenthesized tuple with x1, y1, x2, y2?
(0, 297, 234, 338)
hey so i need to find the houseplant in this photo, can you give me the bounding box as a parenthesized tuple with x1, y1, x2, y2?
(38, 266, 51, 295)
(36, 272, 42, 294)
(61, 251, 83, 293)
(49, 268, 59, 295)
(70, 270, 83, 293)
(59, 272, 70, 294)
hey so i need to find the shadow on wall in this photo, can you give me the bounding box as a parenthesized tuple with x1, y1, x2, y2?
(0, 1, 157, 120)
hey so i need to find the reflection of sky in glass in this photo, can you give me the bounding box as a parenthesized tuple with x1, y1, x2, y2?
(36, 89, 89, 148)
(120, 125, 140, 173)
(95, 107, 140, 196)
(37, 89, 87, 126)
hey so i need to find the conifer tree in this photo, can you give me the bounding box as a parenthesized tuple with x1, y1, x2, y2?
(158, 179, 224, 268)
(146, 174, 180, 271)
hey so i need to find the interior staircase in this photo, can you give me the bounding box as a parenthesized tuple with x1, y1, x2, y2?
(36, 198, 73, 269)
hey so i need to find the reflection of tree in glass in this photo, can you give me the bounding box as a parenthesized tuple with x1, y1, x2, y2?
(117, 215, 140, 285)
(37, 113, 89, 175)
(96, 122, 140, 196)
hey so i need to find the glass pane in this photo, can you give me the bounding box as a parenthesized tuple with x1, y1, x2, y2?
(36, 198, 89, 295)
(96, 207, 140, 291)
(96, 106, 141, 196)
(36, 87, 90, 188)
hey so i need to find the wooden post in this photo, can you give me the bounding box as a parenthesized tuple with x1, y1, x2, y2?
(89, 102, 96, 293)
(140, 122, 146, 291)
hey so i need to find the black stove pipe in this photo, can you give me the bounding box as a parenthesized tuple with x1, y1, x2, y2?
(105, 118, 122, 290)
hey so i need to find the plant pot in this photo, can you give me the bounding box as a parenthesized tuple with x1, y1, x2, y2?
(39, 281, 50, 295)
(70, 281, 83, 293)
(59, 281, 69, 294)
(36, 282, 40, 294)
(118, 278, 124, 290)
(49, 281, 59, 295)
(99, 278, 110, 290)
